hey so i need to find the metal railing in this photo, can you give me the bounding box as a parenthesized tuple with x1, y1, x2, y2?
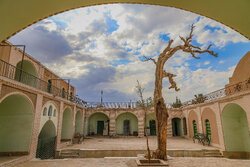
(0, 59, 87, 107)
(183, 78, 250, 106)
(86, 101, 138, 108)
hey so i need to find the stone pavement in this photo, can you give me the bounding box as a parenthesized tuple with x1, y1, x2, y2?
(65, 136, 214, 150)
(14, 157, 250, 167)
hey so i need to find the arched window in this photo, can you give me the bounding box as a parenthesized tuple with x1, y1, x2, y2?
(43, 107, 47, 116)
(192, 120, 197, 137)
(47, 80, 52, 93)
(205, 119, 211, 141)
(53, 109, 56, 117)
(48, 105, 53, 116)
(62, 88, 65, 98)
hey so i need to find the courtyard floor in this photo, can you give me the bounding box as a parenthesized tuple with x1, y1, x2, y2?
(15, 157, 250, 167)
(64, 136, 214, 150)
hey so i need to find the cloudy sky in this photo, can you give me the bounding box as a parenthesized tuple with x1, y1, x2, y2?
(9, 4, 250, 103)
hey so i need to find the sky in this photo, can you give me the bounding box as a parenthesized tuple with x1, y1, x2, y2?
(9, 4, 250, 104)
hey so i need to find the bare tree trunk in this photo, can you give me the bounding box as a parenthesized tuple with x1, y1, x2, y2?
(142, 24, 217, 160)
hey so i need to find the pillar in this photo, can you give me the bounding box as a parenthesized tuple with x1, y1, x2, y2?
(28, 93, 43, 158)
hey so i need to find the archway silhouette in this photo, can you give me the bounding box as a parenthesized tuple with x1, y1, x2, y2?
(75, 110, 83, 135)
(116, 112, 138, 136)
(36, 120, 56, 159)
(0, 94, 34, 155)
(88, 112, 109, 136)
(0, 1, 249, 42)
(61, 107, 73, 141)
(222, 103, 250, 153)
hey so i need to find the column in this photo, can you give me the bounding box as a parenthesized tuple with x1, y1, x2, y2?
(109, 112, 116, 136)
(28, 94, 43, 159)
(56, 101, 64, 149)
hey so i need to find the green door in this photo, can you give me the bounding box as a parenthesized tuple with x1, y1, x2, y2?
(193, 120, 198, 137)
(205, 119, 211, 142)
(149, 120, 156, 135)
(36, 136, 56, 159)
(123, 120, 130, 136)
(97, 121, 104, 135)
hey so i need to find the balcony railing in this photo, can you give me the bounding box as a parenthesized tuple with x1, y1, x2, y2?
(86, 101, 138, 108)
(0, 59, 87, 107)
(183, 78, 250, 106)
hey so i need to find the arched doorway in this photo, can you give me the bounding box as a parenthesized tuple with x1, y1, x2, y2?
(61, 107, 73, 141)
(14, 60, 37, 87)
(36, 120, 56, 159)
(116, 112, 138, 136)
(145, 112, 156, 136)
(188, 110, 199, 138)
(222, 103, 250, 153)
(75, 110, 83, 135)
(88, 112, 109, 135)
(0, 94, 34, 155)
(172, 118, 182, 136)
(201, 108, 220, 145)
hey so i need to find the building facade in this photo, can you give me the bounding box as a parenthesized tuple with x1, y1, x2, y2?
(0, 41, 249, 162)
(0, 41, 86, 161)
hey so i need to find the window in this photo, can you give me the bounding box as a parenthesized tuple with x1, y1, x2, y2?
(53, 109, 56, 117)
(205, 119, 211, 141)
(47, 80, 52, 93)
(43, 107, 47, 116)
(62, 88, 65, 98)
(193, 120, 197, 137)
(48, 105, 53, 116)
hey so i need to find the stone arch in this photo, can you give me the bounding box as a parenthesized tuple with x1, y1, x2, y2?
(188, 110, 199, 138)
(40, 101, 58, 133)
(0, 93, 34, 154)
(75, 110, 83, 135)
(222, 103, 250, 153)
(201, 107, 219, 144)
(172, 117, 182, 136)
(36, 120, 56, 159)
(61, 107, 73, 141)
(0, 1, 249, 43)
(88, 112, 109, 135)
(14, 60, 38, 87)
(0, 91, 35, 111)
(116, 112, 138, 136)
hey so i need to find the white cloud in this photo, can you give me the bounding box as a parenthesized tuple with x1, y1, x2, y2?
(204, 61, 210, 65)
(9, 4, 248, 103)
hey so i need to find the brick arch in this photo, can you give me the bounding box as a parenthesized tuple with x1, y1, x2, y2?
(0, 91, 35, 112)
(115, 110, 139, 120)
(1, 1, 249, 43)
(88, 111, 110, 120)
(188, 110, 199, 138)
(201, 107, 219, 144)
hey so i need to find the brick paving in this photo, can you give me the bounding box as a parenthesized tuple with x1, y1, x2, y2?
(14, 157, 250, 167)
(65, 136, 214, 150)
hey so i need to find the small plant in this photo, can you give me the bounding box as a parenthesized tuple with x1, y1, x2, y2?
(172, 97, 182, 108)
(192, 94, 207, 104)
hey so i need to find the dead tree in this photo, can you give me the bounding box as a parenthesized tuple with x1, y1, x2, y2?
(143, 24, 217, 160)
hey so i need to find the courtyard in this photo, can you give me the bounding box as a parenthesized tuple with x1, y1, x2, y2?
(5, 137, 250, 167)
(64, 136, 213, 150)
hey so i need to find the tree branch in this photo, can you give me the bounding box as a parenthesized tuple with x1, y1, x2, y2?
(142, 56, 156, 64)
(163, 70, 180, 91)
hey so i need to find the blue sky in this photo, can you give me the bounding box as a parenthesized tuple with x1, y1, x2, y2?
(9, 4, 250, 103)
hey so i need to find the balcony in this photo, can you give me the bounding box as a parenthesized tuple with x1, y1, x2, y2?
(0, 59, 87, 107)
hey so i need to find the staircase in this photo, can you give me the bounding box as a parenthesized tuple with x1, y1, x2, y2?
(59, 150, 80, 158)
(203, 150, 223, 157)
